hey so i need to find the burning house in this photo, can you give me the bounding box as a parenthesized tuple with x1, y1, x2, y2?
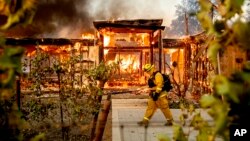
(3, 19, 210, 92)
(93, 19, 165, 87)
(5, 18, 249, 94)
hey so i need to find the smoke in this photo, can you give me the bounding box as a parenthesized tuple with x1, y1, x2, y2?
(34, 0, 95, 37)
(3, 0, 181, 38)
(4, 0, 93, 38)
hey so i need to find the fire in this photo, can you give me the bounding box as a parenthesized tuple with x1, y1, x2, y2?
(73, 42, 81, 51)
(39, 46, 49, 51)
(107, 54, 139, 73)
(104, 49, 109, 55)
(82, 33, 95, 39)
(27, 50, 36, 57)
(104, 35, 110, 47)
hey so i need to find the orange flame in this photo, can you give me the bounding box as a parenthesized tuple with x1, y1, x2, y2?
(108, 54, 139, 73)
(104, 49, 109, 55)
(82, 33, 95, 39)
(104, 35, 110, 47)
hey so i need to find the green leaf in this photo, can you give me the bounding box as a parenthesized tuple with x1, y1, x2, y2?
(207, 41, 221, 67)
(97, 89, 103, 96)
(199, 0, 212, 11)
(197, 0, 214, 33)
(156, 134, 171, 141)
(173, 124, 188, 141)
(232, 21, 250, 50)
(5, 46, 24, 57)
(0, 37, 6, 45)
(197, 11, 214, 33)
(196, 128, 210, 141)
(1, 69, 15, 88)
(30, 133, 46, 141)
(0, 0, 36, 30)
(200, 94, 217, 108)
(241, 72, 250, 83)
(179, 114, 185, 125)
(213, 105, 229, 134)
(213, 75, 230, 95)
(188, 104, 195, 114)
(179, 103, 185, 111)
(224, 0, 244, 19)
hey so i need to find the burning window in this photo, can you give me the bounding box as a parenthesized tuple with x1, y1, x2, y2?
(103, 33, 150, 47)
(106, 52, 140, 75)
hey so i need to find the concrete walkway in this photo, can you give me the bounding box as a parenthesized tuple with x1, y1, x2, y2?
(112, 99, 221, 141)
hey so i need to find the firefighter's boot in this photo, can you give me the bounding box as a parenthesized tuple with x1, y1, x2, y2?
(137, 120, 149, 127)
(164, 119, 173, 126)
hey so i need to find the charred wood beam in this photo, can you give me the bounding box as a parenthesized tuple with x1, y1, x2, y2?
(5, 38, 96, 46)
(162, 39, 186, 48)
(108, 49, 142, 53)
(140, 51, 143, 76)
(99, 35, 104, 63)
(103, 46, 150, 50)
(193, 35, 214, 62)
(150, 33, 153, 64)
(158, 30, 162, 72)
(93, 23, 165, 31)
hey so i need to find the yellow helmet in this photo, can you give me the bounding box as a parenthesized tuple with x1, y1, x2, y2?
(143, 64, 154, 72)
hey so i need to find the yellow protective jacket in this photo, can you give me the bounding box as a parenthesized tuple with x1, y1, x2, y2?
(149, 71, 167, 98)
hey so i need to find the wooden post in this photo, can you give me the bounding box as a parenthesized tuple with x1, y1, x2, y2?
(184, 44, 191, 86)
(140, 51, 143, 76)
(163, 52, 166, 73)
(57, 72, 65, 140)
(16, 76, 21, 111)
(247, 50, 250, 60)
(158, 30, 162, 73)
(185, 12, 189, 35)
(150, 33, 153, 64)
(80, 43, 83, 86)
(99, 34, 104, 64)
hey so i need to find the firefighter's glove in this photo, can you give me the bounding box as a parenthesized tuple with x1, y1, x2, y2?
(150, 91, 160, 101)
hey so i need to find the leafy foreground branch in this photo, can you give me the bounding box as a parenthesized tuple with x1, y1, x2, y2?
(0, 0, 39, 141)
(158, 0, 250, 141)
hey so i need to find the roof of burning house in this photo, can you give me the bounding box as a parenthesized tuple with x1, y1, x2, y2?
(163, 32, 207, 48)
(93, 19, 165, 33)
(5, 38, 95, 46)
(163, 39, 186, 48)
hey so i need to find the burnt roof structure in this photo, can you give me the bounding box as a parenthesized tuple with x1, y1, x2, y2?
(93, 19, 165, 33)
(163, 39, 186, 48)
(5, 38, 95, 46)
(162, 32, 207, 48)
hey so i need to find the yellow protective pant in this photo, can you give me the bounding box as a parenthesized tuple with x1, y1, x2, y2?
(143, 95, 173, 122)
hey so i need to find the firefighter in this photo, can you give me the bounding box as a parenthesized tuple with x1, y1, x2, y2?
(137, 64, 173, 127)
